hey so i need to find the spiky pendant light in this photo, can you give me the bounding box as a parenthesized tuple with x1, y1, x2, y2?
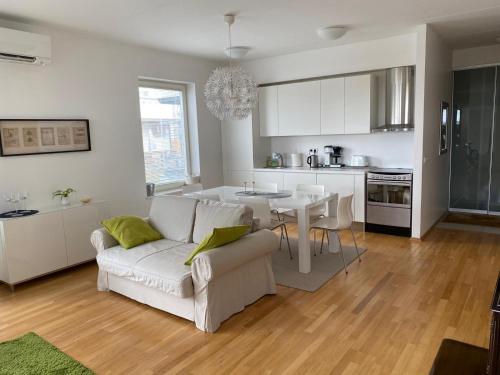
(204, 14, 257, 121)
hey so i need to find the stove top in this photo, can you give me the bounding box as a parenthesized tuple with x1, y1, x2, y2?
(368, 168, 413, 174)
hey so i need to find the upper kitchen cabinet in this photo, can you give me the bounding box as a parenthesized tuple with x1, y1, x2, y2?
(320, 77, 345, 135)
(258, 86, 279, 137)
(278, 81, 321, 136)
(344, 74, 377, 134)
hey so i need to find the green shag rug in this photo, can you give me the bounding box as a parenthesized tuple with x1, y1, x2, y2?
(0, 332, 94, 375)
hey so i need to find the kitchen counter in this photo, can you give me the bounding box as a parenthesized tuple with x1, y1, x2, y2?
(254, 166, 371, 175)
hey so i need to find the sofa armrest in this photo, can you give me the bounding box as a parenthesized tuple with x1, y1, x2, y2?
(191, 229, 279, 283)
(91, 228, 118, 253)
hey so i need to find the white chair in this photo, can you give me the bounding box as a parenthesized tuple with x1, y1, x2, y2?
(278, 184, 327, 221)
(182, 183, 203, 194)
(238, 197, 293, 259)
(193, 193, 220, 201)
(253, 182, 279, 192)
(310, 193, 361, 274)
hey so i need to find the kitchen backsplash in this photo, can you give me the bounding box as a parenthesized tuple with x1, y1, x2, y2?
(270, 132, 414, 168)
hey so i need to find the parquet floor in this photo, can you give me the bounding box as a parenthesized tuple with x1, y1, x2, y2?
(1, 225, 498, 374)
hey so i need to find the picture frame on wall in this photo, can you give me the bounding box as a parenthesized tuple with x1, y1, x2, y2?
(0, 119, 90, 157)
(439, 101, 449, 155)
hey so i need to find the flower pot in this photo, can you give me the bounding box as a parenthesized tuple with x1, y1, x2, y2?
(61, 197, 70, 206)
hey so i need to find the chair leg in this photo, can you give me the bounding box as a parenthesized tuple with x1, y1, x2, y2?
(283, 224, 293, 259)
(335, 231, 348, 275)
(320, 229, 325, 254)
(313, 229, 317, 256)
(350, 227, 362, 262)
(279, 226, 283, 250)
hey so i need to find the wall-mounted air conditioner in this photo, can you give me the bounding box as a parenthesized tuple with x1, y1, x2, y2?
(0, 27, 51, 65)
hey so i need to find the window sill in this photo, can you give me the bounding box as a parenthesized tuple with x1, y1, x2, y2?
(146, 188, 183, 199)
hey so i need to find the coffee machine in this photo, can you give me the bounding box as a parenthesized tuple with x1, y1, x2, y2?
(324, 145, 345, 168)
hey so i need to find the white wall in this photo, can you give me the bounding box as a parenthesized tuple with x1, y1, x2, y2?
(240, 33, 418, 169)
(268, 133, 414, 168)
(412, 25, 453, 238)
(242, 33, 417, 84)
(453, 44, 500, 69)
(0, 21, 222, 215)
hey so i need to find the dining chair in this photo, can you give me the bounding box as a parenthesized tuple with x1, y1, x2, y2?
(310, 193, 361, 274)
(279, 184, 327, 221)
(238, 197, 293, 259)
(253, 182, 279, 192)
(182, 183, 204, 194)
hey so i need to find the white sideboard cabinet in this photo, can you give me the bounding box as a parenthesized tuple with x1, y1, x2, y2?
(0, 201, 109, 290)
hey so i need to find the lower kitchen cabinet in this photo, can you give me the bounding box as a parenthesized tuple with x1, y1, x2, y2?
(283, 172, 317, 191)
(354, 174, 366, 222)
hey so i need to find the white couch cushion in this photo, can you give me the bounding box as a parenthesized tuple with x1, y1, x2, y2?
(149, 196, 198, 243)
(96, 239, 197, 298)
(192, 200, 253, 244)
(96, 239, 181, 277)
(133, 243, 196, 298)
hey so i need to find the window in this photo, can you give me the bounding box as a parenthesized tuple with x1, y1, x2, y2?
(138, 81, 190, 190)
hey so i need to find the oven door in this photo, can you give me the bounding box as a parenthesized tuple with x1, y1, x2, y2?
(366, 180, 412, 209)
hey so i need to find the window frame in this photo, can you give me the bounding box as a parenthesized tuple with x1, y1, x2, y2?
(138, 79, 191, 191)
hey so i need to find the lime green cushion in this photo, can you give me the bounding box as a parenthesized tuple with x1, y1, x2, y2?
(102, 216, 163, 249)
(184, 225, 250, 265)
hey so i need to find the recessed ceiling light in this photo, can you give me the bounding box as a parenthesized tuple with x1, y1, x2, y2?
(317, 26, 347, 40)
(224, 46, 251, 59)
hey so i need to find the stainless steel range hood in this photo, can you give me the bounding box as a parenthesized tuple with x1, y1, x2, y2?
(372, 66, 415, 133)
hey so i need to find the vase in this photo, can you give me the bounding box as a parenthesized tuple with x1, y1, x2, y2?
(61, 197, 70, 206)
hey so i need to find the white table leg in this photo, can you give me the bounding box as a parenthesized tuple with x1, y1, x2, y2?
(297, 207, 311, 274)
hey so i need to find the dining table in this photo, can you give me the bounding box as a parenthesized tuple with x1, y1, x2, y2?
(185, 186, 339, 274)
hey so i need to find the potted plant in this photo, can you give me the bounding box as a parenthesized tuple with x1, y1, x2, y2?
(52, 188, 76, 206)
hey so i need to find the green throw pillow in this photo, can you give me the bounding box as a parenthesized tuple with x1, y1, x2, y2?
(184, 225, 250, 265)
(102, 216, 163, 249)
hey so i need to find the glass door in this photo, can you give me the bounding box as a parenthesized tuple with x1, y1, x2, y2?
(450, 67, 497, 212)
(489, 68, 500, 213)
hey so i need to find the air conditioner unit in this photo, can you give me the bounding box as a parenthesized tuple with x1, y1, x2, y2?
(0, 27, 51, 65)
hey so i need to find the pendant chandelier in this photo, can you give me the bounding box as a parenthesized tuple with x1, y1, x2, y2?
(204, 14, 258, 121)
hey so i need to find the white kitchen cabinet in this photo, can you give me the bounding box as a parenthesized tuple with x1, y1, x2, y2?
(223, 170, 255, 187)
(320, 77, 345, 135)
(278, 81, 320, 136)
(258, 86, 279, 137)
(254, 171, 284, 190)
(283, 172, 317, 191)
(354, 174, 366, 222)
(344, 74, 377, 134)
(0, 202, 110, 288)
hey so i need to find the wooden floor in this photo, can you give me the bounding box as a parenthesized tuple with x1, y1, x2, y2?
(1, 225, 499, 374)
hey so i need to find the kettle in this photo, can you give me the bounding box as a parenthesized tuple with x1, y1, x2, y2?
(307, 149, 319, 168)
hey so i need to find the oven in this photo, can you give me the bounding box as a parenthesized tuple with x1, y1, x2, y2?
(365, 169, 413, 237)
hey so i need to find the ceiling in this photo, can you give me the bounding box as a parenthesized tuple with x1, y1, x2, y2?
(1, 0, 500, 60)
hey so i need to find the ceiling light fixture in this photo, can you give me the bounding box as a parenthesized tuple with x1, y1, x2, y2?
(204, 14, 258, 121)
(224, 46, 251, 59)
(317, 26, 347, 40)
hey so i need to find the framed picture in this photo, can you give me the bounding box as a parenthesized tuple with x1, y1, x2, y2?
(0, 119, 90, 157)
(439, 101, 449, 155)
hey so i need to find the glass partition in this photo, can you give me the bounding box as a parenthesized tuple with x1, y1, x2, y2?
(450, 67, 496, 212)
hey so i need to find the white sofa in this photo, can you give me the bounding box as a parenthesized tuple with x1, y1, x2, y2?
(90, 196, 278, 333)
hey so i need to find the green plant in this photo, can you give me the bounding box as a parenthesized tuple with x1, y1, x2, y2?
(52, 188, 76, 199)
